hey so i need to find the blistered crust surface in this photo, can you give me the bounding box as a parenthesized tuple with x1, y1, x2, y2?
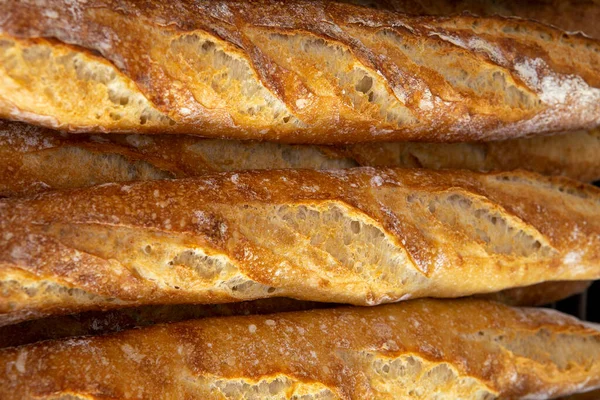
(1, 168, 599, 325)
(0, 299, 599, 399)
(1, 1, 600, 142)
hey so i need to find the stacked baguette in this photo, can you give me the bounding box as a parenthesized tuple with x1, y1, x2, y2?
(2, 299, 600, 399)
(3, 0, 600, 142)
(2, 120, 600, 197)
(1, 0, 600, 398)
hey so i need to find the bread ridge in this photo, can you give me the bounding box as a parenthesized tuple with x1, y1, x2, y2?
(1, 298, 599, 399)
(1, 167, 599, 325)
(2, 120, 600, 198)
(2, 1, 600, 142)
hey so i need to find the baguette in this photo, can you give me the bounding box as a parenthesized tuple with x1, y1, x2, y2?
(2, 1, 600, 143)
(350, 133, 600, 183)
(0, 298, 332, 349)
(346, 0, 600, 39)
(1, 298, 600, 399)
(2, 120, 600, 198)
(2, 167, 599, 326)
(0, 280, 588, 349)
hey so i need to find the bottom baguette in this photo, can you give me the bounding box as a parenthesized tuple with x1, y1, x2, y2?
(1, 298, 599, 399)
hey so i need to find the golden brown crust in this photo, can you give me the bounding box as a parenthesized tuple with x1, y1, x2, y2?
(347, 131, 600, 183)
(1, 167, 599, 325)
(1, 1, 600, 142)
(1, 298, 599, 399)
(2, 120, 600, 198)
(0, 298, 332, 349)
(345, 0, 600, 39)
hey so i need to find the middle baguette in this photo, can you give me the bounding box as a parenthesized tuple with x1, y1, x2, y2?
(1, 167, 599, 326)
(2, 120, 600, 198)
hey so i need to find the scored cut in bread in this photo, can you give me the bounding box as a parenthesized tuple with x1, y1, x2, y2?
(1, 298, 599, 399)
(2, 120, 600, 198)
(1, 167, 599, 326)
(1, 1, 600, 142)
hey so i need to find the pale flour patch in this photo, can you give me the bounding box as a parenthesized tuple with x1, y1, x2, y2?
(418, 89, 434, 111)
(514, 58, 600, 106)
(467, 37, 506, 64)
(10, 246, 26, 260)
(43, 10, 59, 19)
(121, 344, 145, 363)
(295, 98, 309, 109)
(15, 351, 27, 373)
(563, 251, 583, 265)
(371, 175, 383, 187)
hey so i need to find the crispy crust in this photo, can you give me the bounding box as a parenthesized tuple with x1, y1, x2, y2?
(1, 167, 599, 325)
(0, 298, 333, 349)
(347, 131, 600, 183)
(1, 298, 599, 399)
(2, 120, 600, 198)
(0, 281, 588, 349)
(1, 1, 600, 142)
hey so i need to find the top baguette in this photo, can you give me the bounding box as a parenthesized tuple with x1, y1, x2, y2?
(1, 0, 600, 143)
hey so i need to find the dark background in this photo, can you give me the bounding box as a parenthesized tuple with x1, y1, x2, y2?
(556, 180, 600, 322)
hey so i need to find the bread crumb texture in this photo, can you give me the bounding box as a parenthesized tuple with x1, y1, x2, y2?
(1, 0, 600, 142)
